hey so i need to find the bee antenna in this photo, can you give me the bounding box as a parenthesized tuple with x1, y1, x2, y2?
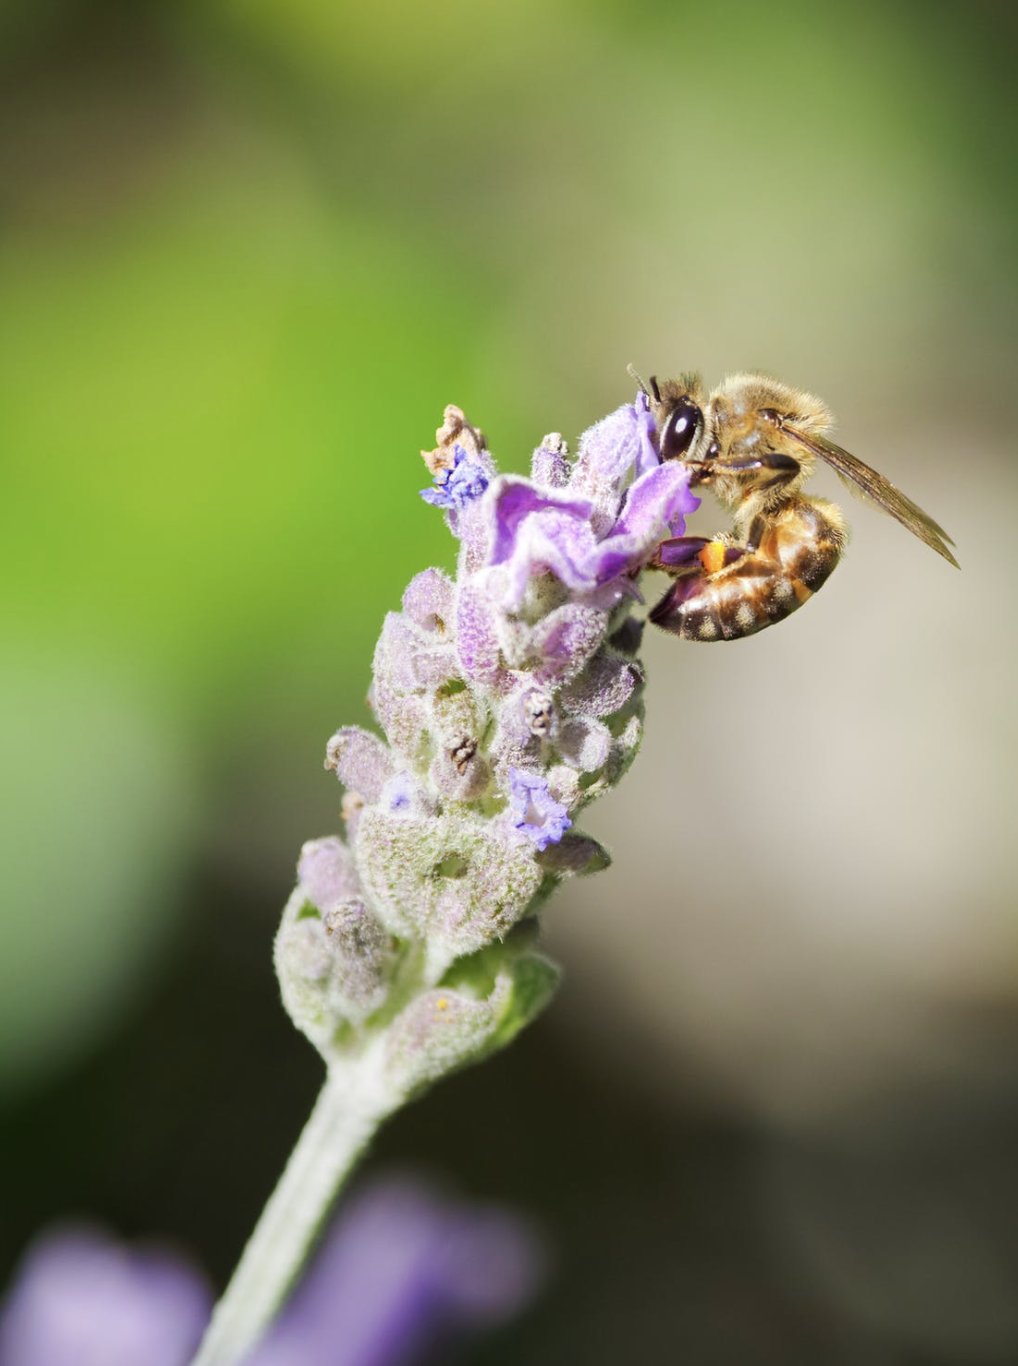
(626, 364, 650, 399)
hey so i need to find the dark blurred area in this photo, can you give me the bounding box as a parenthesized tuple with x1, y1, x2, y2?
(2, 0, 1017, 1361)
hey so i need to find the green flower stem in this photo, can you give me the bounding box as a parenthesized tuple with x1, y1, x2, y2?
(190, 1045, 398, 1366)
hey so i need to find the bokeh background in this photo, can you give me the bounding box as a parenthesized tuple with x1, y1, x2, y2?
(2, 0, 1016, 1360)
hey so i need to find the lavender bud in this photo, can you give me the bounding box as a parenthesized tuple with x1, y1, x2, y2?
(385, 988, 500, 1096)
(556, 716, 612, 773)
(529, 604, 609, 687)
(402, 567, 455, 631)
(385, 946, 559, 1097)
(275, 886, 399, 1053)
(455, 582, 505, 690)
(322, 900, 397, 1015)
(325, 727, 394, 802)
(368, 682, 432, 770)
(379, 770, 436, 818)
(529, 433, 571, 487)
(545, 764, 581, 811)
(297, 836, 361, 910)
(558, 648, 644, 718)
(609, 614, 644, 656)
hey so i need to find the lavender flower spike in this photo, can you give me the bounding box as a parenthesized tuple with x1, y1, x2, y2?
(191, 384, 695, 1366)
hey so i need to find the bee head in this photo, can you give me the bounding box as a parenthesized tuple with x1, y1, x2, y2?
(634, 372, 708, 464)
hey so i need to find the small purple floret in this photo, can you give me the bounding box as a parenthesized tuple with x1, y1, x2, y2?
(420, 445, 489, 511)
(507, 768, 572, 851)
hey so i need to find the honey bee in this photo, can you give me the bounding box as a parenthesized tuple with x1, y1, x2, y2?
(633, 370, 958, 642)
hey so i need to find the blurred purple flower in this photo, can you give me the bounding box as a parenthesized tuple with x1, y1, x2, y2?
(507, 769, 572, 851)
(250, 1176, 546, 1366)
(0, 1224, 211, 1366)
(0, 1179, 546, 1366)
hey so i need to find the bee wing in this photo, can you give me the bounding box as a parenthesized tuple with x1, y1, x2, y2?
(786, 429, 960, 568)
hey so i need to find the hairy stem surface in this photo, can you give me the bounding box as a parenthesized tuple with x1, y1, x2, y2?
(190, 1048, 396, 1366)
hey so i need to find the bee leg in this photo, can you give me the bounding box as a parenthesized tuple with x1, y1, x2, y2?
(649, 536, 713, 571)
(707, 452, 801, 496)
(708, 452, 801, 476)
(650, 536, 747, 577)
(744, 515, 767, 553)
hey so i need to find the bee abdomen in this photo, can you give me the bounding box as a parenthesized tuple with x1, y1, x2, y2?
(649, 537, 841, 642)
(788, 502, 844, 593)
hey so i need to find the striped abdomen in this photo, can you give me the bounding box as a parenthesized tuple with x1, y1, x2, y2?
(649, 497, 846, 642)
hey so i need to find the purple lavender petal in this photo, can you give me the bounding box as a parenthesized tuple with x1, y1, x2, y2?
(571, 402, 645, 489)
(486, 506, 603, 610)
(507, 768, 572, 851)
(631, 391, 661, 477)
(578, 462, 701, 587)
(484, 456, 698, 611)
(486, 477, 594, 570)
(0, 1225, 211, 1366)
(613, 459, 700, 540)
(248, 1177, 546, 1366)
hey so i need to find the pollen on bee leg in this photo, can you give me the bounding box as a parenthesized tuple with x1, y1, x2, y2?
(697, 541, 728, 575)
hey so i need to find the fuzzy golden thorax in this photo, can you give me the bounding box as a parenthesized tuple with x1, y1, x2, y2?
(701, 374, 833, 514)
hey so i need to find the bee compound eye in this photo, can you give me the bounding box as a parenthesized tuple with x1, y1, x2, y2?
(660, 399, 702, 460)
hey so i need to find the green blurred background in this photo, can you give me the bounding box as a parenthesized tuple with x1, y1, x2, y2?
(2, 0, 1016, 1360)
